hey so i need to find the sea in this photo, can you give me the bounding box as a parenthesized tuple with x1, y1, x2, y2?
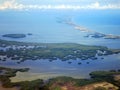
(0, 9, 120, 82)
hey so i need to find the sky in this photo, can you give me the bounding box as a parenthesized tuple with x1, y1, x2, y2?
(0, 0, 120, 10)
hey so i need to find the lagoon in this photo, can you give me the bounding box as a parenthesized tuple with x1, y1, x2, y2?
(0, 53, 119, 82)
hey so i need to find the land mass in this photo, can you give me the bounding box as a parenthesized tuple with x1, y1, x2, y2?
(0, 39, 120, 90)
(0, 67, 120, 90)
(0, 39, 120, 63)
(2, 34, 26, 38)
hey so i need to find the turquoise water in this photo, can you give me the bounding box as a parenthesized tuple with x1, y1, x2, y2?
(0, 10, 120, 81)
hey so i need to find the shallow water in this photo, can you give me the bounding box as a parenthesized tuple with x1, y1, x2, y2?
(0, 53, 120, 82)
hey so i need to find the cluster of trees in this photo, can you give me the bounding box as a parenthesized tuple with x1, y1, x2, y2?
(1, 39, 118, 63)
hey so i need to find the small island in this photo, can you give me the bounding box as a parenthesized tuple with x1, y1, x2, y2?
(2, 34, 26, 38)
(85, 33, 120, 39)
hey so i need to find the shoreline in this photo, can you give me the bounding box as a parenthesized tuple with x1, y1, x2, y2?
(61, 18, 120, 39)
(0, 66, 120, 90)
(10, 71, 89, 82)
(0, 39, 120, 63)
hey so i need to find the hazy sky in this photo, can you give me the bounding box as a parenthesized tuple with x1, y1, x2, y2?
(0, 0, 119, 4)
(0, 0, 120, 10)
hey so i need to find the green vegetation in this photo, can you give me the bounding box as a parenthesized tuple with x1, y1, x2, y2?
(89, 70, 120, 88)
(90, 70, 120, 78)
(0, 67, 29, 88)
(0, 67, 29, 77)
(48, 76, 101, 87)
(15, 79, 44, 90)
(0, 39, 120, 89)
(0, 39, 120, 63)
(0, 67, 46, 90)
(48, 70, 120, 90)
(2, 34, 26, 38)
(0, 67, 120, 90)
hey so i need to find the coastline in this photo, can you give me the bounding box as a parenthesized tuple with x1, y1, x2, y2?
(0, 66, 120, 90)
(61, 18, 120, 39)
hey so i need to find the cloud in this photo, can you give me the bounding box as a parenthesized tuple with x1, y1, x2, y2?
(0, 0, 120, 10)
(0, 0, 24, 10)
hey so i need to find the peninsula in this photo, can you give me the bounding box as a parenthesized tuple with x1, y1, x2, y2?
(58, 18, 120, 39)
(0, 39, 120, 63)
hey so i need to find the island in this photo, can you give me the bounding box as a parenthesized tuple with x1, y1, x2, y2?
(2, 34, 26, 38)
(0, 39, 120, 63)
(0, 66, 120, 90)
(85, 33, 120, 39)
